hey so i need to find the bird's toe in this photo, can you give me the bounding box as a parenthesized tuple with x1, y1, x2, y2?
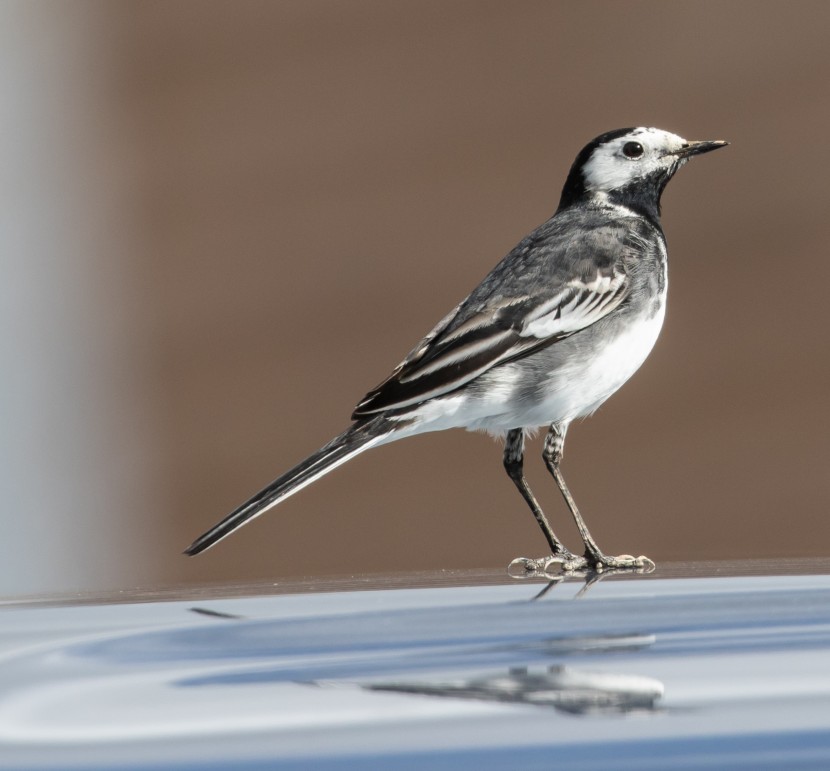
(589, 553, 656, 573)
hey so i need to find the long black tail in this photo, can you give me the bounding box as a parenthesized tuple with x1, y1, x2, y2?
(185, 417, 393, 555)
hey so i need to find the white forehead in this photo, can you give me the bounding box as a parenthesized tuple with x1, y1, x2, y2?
(582, 127, 688, 194)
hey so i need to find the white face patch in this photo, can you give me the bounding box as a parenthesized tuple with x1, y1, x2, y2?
(581, 128, 688, 195)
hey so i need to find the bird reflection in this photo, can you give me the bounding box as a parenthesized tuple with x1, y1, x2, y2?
(366, 664, 663, 716)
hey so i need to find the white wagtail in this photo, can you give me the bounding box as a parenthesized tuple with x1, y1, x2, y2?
(186, 127, 727, 571)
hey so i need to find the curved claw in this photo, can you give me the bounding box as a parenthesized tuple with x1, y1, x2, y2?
(508, 556, 547, 578)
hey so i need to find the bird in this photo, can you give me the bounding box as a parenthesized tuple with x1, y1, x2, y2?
(185, 127, 727, 572)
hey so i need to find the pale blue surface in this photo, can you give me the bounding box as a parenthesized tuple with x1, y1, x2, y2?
(1, 570, 830, 769)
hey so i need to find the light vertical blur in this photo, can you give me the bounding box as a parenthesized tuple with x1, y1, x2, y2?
(0, 3, 163, 593)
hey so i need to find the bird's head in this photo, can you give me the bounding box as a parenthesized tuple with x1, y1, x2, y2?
(558, 127, 727, 221)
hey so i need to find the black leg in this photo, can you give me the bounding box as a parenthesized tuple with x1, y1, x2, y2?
(542, 422, 654, 571)
(503, 428, 573, 559)
(541, 423, 605, 563)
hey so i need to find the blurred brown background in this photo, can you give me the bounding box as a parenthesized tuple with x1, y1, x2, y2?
(3, 1, 829, 596)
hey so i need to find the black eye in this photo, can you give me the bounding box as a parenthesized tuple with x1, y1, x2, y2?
(622, 141, 644, 159)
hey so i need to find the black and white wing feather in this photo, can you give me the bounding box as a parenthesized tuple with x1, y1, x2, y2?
(354, 213, 644, 417)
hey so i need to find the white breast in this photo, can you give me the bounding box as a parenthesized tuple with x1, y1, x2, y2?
(558, 304, 666, 420)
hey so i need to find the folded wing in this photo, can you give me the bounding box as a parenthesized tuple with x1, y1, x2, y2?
(352, 265, 629, 417)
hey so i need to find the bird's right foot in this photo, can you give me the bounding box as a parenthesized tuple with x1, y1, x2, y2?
(585, 553, 656, 573)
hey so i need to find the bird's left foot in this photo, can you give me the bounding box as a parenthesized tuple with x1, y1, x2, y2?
(508, 552, 588, 578)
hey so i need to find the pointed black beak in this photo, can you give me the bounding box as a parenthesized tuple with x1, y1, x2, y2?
(668, 139, 729, 159)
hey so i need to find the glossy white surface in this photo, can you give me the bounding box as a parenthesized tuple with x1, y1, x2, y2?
(2, 569, 830, 769)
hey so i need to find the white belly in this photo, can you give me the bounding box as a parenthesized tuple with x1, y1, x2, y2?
(403, 303, 666, 437)
(543, 303, 666, 422)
